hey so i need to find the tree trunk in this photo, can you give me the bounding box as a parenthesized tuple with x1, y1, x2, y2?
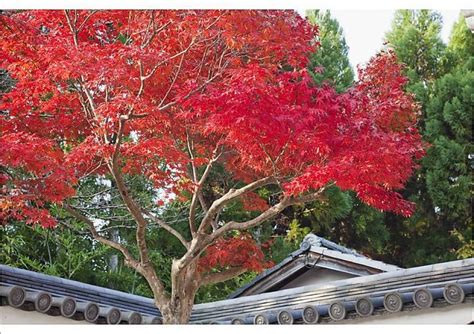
(159, 297, 195, 324)
(158, 259, 200, 324)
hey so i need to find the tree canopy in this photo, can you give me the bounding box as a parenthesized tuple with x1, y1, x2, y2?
(1, 10, 424, 323)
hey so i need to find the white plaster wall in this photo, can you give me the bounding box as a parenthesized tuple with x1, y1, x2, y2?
(341, 303, 473, 324)
(281, 268, 354, 290)
(0, 306, 88, 324)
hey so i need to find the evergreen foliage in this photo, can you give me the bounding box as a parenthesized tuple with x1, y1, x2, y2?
(306, 10, 354, 92)
(381, 12, 473, 266)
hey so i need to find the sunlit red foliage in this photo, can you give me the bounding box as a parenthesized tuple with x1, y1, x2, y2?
(0, 10, 423, 258)
(186, 52, 424, 216)
(0, 10, 315, 227)
(0, 132, 75, 227)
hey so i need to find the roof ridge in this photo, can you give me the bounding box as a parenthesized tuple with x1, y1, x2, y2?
(0, 265, 157, 308)
(196, 258, 474, 313)
(228, 233, 400, 299)
(300, 233, 401, 272)
(300, 233, 364, 257)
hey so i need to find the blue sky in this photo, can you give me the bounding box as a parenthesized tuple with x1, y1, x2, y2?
(298, 10, 460, 72)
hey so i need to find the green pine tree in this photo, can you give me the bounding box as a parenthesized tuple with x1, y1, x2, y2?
(385, 10, 445, 83)
(382, 12, 473, 266)
(385, 10, 446, 108)
(446, 13, 474, 67)
(423, 16, 473, 258)
(306, 10, 354, 93)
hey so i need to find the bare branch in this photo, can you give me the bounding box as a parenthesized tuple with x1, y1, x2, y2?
(187, 141, 223, 234)
(200, 267, 247, 287)
(215, 187, 330, 239)
(136, 60, 146, 99)
(197, 176, 277, 234)
(212, 196, 293, 240)
(71, 187, 112, 199)
(142, 208, 190, 249)
(107, 160, 152, 265)
(186, 130, 198, 182)
(79, 78, 98, 124)
(158, 48, 186, 108)
(62, 204, 138, 266)
(79, 160, 106, 181)
(140, 11, 155, 49)
(186, 131, 199, 236)
(157, 69, 223, 112)
(142, 37, 197, 81)
(204, 12, 225, 31)
(77, 10, 98, 32)
(198, 193, 209, 215)
(64, 10, 78, 48)
(112, 116, 126, 164)
(141, 14, 171, 50)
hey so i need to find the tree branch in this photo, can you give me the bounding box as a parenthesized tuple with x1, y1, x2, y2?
(77, 10, 98, 32)
(62, 204, 138, 267)
(200, 267, 248, 287)
(197, 176, 277, 234)
(177, 186, 329, 273)
(112, 116, 126, 164)
(188, 141, 222, 235)
(158, 45, 186, 109)
(63, 203, 170, 306)
(142, 37, 197, 81)
(64, 10, 78, 48)
(103, 104, 156, 267)
(142, 208, 190, 249)
(173, 176, 280, 273)
(136, 60, 146, 99)
(157, 69, 223, 112)
(107, 160, 152, 265)
(141, 16, 171, 50)
(186, 131, 199, 236)
(214, 187, 329, 239)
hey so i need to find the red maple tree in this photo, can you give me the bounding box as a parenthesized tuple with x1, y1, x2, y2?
(0, 10, 423, 323)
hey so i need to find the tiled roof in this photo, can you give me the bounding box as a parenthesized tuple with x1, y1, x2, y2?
(300, 233, 366, 257)
(0, 265, 161, 324)
(1, 239, 472, 324)
(228, 233, 400, 298)
(302, 233, 401, 272)
(191, 258, 473, 324)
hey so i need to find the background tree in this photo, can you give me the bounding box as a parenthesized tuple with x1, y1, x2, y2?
(378, 11, 473, 266)
(385, 10, 446, 106)
(422, 15, 473, 259)
(1, 10, 423, 323)
(445, 13, 474, 67)
(306, 9, 354, 92)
